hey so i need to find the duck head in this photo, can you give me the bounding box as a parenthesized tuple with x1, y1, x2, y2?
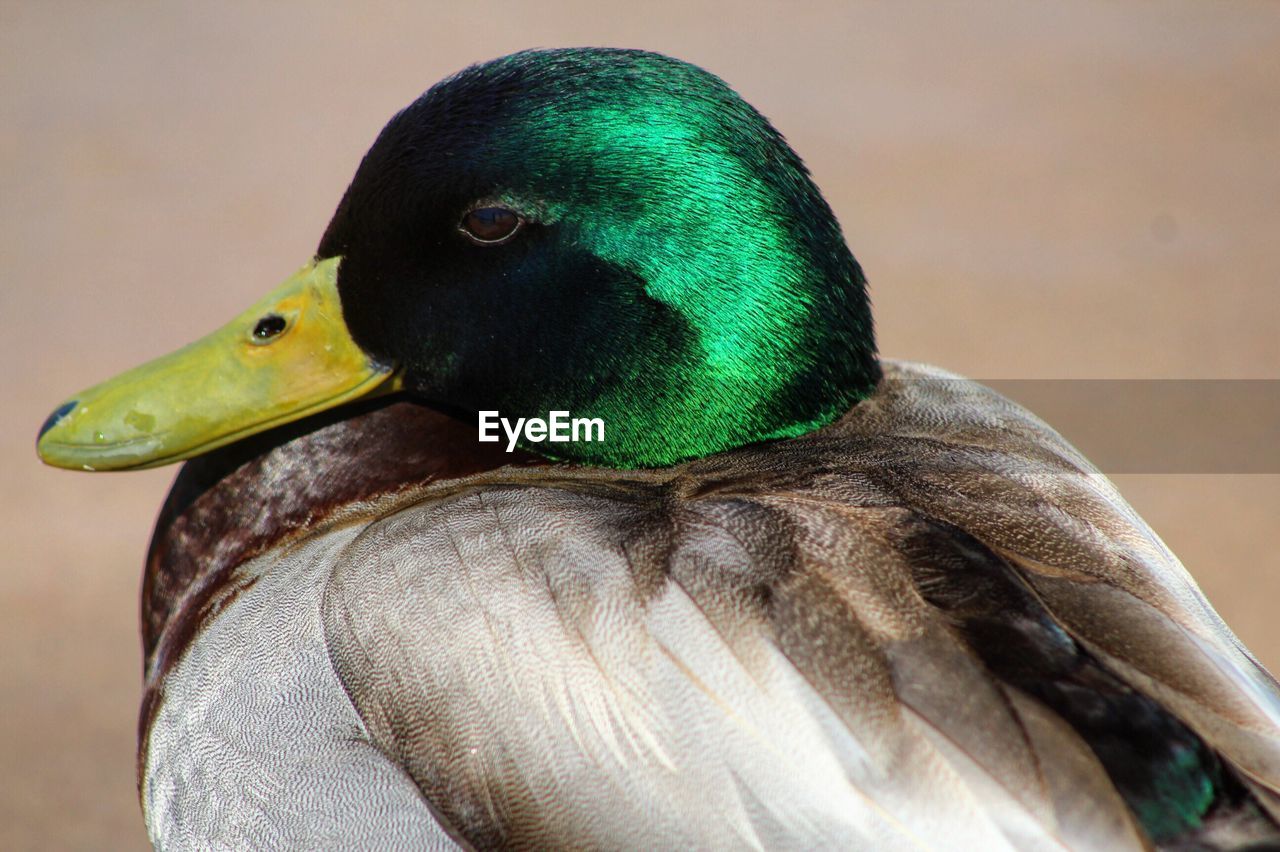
(37, 48, 878, 471)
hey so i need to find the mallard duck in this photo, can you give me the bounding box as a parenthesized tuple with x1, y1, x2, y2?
(37, 48, 1280, 850)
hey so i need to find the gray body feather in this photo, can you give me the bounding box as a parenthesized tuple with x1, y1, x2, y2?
(142, 362, 1280, 849)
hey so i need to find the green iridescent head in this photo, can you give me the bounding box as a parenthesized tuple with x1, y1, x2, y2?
(323, 48, 878, 466)
(38, 48, 878, 472)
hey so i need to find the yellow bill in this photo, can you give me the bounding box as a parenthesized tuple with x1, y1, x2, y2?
(37, 256, 399, 471)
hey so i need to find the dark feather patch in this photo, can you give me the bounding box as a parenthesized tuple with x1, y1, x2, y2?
(896, 515, 1266, 846)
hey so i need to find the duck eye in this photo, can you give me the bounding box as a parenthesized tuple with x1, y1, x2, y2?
(460, 206, 521, 245)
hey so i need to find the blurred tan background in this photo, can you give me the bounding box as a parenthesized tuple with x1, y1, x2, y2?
(2, 1, 1277, 848)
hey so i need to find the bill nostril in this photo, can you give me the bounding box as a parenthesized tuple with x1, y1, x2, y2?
(38, 400, 78, 440)
(252, 314, 288, 342)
